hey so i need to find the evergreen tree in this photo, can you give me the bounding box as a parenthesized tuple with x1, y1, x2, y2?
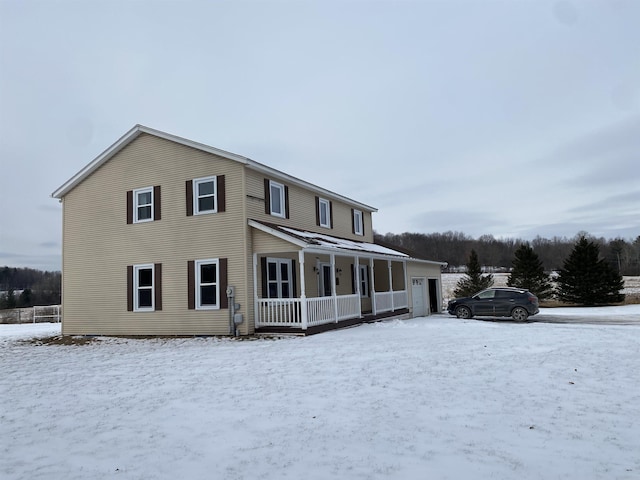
(557, 236, 625, 305)
(19, 288, 32, 308)
(507, 244, 554, 299)
(453, 249, 493, 297)
(5, 288, 17, 309)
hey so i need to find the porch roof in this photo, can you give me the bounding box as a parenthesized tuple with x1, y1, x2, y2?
(249, 220, 446, 266)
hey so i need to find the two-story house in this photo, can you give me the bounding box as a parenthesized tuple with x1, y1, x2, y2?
(52, 125, 446, 336)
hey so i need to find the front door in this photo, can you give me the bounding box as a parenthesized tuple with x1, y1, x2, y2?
(319, 263, 332, 297)
(411, 277, 427, 317)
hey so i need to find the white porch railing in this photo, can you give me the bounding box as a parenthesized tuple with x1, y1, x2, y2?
(257, 298, 303, 327)
(256, 292, 405, 329)
(374, 290, 408, 313)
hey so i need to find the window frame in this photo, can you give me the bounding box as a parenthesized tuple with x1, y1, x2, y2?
(134, 187, 154, 223)
(193, 175, 218, 215)
(133, 264, 155, 311)
(195, 258, 220, 310)
(353, 209, 364, 236)
(318, 198, 331, 228)
(269, 180, 286, 218)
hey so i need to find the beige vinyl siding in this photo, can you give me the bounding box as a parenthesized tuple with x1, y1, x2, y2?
(244, 169, 374, 242)
(252, 229, 300, 254)
(61, 134, 249, 335)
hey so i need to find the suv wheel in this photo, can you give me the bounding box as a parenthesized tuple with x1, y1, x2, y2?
(511, 307, 529, 322)
(456, 306, 472, 319)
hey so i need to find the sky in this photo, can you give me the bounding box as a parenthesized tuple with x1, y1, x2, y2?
(1, 0, 639, 271)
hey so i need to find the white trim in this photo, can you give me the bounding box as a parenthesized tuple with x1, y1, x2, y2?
(268, 180, 286, 218)
(318, 198, 331, 228)
(133, 186, 154, 223)
(51, 124, 377, 213)
(195, 258, 220, 310)
(193, 175, 218, 215)
(133, 264, 154, 312)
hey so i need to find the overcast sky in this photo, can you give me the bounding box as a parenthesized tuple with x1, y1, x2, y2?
(1, 0, 639, 271)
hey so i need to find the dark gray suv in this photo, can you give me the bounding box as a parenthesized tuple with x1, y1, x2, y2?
(447, 287, 539, 322)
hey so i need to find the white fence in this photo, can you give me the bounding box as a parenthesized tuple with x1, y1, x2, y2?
(33, 305, 61, 323)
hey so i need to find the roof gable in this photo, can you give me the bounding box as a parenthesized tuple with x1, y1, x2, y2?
(51, 125, 377, 213)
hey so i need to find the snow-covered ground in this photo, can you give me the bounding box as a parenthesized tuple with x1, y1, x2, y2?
(2, 317, 640, 480)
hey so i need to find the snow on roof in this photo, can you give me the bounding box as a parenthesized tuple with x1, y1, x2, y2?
(278, 226, 409, 257)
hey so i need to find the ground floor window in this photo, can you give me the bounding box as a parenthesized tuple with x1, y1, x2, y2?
(195, 259, 219, 309)
(134, 264, 154, 311)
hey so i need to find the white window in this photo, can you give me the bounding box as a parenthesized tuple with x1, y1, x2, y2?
(134, 187, 154, 223)
(319, 198, 331, 228)
(353, 209, 363, 236)
(134, 264, 154, 311)
(269, 180, 286, 218)
(267, 258, 292, 298)
(193, 176, 217, 215)
(196, 259, 219, 309)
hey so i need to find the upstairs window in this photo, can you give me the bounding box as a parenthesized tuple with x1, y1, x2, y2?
(352, 209, 364, 236)
(316, 197, 332, 228)
(264, 179, 289, 218)
(186, 176, 225, 216)
(194, 176, 218, 214)
(127, 186, 161, 224)
(135, 188, 153, 222)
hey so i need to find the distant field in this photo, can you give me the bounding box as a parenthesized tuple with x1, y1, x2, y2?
(441, 273, 640, 305)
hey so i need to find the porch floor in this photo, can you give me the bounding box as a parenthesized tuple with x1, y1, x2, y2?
(254, 308, 410, 336)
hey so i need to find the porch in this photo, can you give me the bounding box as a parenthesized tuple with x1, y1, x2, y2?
(255, 291, 410, 334)
(253, 247, 410, 334)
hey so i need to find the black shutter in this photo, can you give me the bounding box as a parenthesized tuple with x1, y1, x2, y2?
(264, 179, 270, 214)
(186, 180, 193, 216)
(219, 258, 228, 309)
(351, 264, 355, 295)
(127, 265, 133, 311)
(329, 201, 333, 228)
(291, 259, 297, 298)
(154, 263, 162, 310)
(351, 209, 355, 234)
(127, 191, 133, 224)
(315, 196, 320, 226)
(261, 257, 267, 298)
(217, 175, 226, 213)
(154, 186, 161, 221)
(284, 186, 290, 219)
(187, 260, 195, 309)
(362, 214, 366, 236)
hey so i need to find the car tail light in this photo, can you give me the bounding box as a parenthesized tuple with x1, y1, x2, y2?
(528, 295, 538, 303)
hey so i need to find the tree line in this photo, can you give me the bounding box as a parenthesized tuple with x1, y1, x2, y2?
(375, 231, 640, 275)
(0, 266, 61, 309)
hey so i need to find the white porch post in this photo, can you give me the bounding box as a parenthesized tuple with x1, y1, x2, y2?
(370, 257, 377, 315)
(253, 253, 259, 328)
(388, 260, 394, 311)
(299, 250, 308, 330)
(331, 253, 338, 323)
(355, 255, 361, 317)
